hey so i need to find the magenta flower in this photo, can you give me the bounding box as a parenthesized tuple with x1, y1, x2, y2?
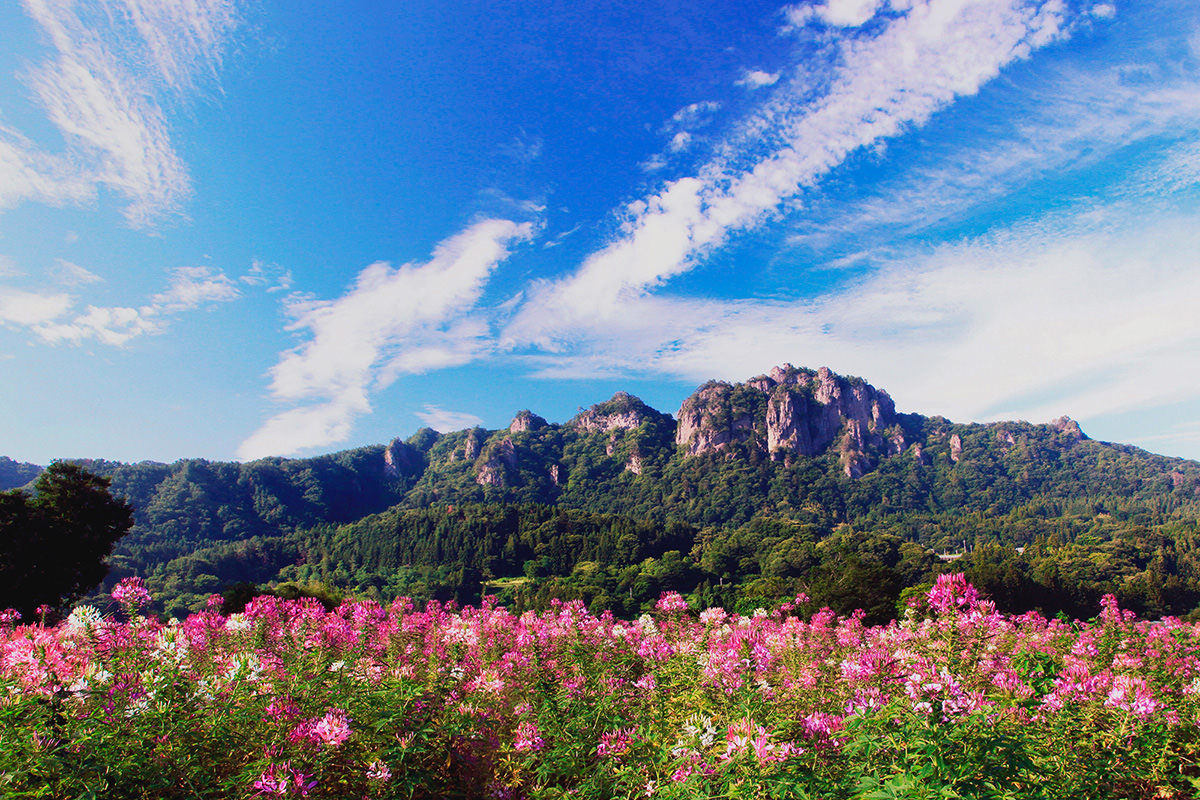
(312, 708, 352, 747)
(655, 592, 689, 613)
(926, 573, 979, 615)
(513, 721, 545, 752)
(111, 577, 152, 610)
(253, 762, 317, 797)
(597, 727, 634, 759)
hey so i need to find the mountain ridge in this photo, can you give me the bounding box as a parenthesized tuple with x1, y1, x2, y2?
(7, 364, 1200, 619)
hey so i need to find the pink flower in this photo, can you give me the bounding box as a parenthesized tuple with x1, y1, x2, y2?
(655, 592, 689, 613)
(513, 721, 544, 752)
(927, 573, 979, 615)
(253, 762, 316, 797)
(597, 727, 634, 759)
(312, 708, 352, 747)
(1106, 675, 1159, 719)
(111, 577, 152, 610)
(366, 760, 392, 782)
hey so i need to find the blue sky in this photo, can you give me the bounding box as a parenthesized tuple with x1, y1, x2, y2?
(2, 0, 1200, 465)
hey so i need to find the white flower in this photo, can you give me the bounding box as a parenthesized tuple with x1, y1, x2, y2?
(66, 605, 104, 633)
(225, 613, 251, 631)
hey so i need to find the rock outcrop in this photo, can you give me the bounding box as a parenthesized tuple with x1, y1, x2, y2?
(476, 437, 518, 487)
(571, 392, 669, 434)
(509, 410, 547, 433)
(1052, 416, 1086, 441)
(675, 364, 904, 477)
(383, 439, 421, 477)
(674, 382, 761, 456)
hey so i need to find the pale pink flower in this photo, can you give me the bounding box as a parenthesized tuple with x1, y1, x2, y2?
(1106, 675, 1159, 719)
(655, 592, 689, 613)
(312, 708, 352, 747)
(366, 760, 391, 782)
(513, 721, 544, 752)
(253, 762, 316, 796)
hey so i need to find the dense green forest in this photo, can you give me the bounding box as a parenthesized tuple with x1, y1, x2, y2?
(9, 369, 1200, 621)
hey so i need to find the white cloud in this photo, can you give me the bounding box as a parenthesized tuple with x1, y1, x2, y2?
(667, 131, 692, 153)
(0, 262, 242, 346)
(737, 69, 781, 89)
(820, 0, 886, 27)
(0, 287, 74, 326)
(51, 259, 103, 286)
(241, 261, 295, 293)
(238, 219, 532, 459)
(415, 405, 485, 432)
(670, 101, 722, 127)
(150, 266, 240, 311)
(0, 124, 95, 212)
(34, 305, 161, 346)
(783, 74, 1200, 256)
(5, 0, 242, 225)
(236, 399, 367, 465)
(112, 0, 241, 92)
(782, 0, 886, 30)
(506, 0, 1074, 346)
(514, 210, 1200, 434)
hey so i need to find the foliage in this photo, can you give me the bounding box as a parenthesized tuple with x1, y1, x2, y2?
(2, 577, 1198, 798)
(10, 403, 1200, 621)
(0, 456, 40, 491)
(0, 462, 133, 618)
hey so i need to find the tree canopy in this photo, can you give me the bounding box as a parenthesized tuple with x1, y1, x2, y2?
(0, 462, 133, 618)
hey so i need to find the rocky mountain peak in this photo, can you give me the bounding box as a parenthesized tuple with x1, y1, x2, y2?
(1052, 416, 1086, 441)
(675, 365, 903, 477)
(571, 392, 666, 434)
(509, 410, 548, 433)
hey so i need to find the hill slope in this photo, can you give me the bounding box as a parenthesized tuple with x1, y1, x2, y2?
(11, 364, 1200, 618)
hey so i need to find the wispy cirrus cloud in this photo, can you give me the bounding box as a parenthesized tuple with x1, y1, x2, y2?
(237, 218, 532, 460)
(150, 266, 240, 312)
(0, 264, 243, 347)
(2, 0, 242, 226)
(787, 65, 1200, 255)
(415, 405, 485, 433)
(514, 207, 1200, 432)
(240, 261, 295, 294)
(504, 0, 1074, 347)
(736, 69, 780, 89)
(51, 259, 103, 286)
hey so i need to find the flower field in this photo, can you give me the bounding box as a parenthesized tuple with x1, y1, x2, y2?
(2, 575, 1199, 799)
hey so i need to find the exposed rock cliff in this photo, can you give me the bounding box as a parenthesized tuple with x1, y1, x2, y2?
(675, 364, 904, 477)
(509, 410, 547, 433)
(476, 437, 518, 487)
(383, 439, 422, 477)
(571, 392, 671, 435)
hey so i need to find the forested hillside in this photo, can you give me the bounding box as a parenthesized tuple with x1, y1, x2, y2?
(11, 366, 1200, 619)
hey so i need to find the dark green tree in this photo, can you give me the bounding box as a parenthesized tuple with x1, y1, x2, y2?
(0, 462, 134, 618)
